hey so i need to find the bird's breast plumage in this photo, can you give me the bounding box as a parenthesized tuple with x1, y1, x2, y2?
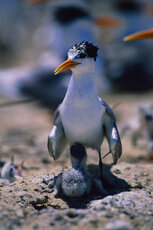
(60, 76, 105, 149)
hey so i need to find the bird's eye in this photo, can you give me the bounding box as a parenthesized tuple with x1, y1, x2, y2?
(79, 53, 86, 59)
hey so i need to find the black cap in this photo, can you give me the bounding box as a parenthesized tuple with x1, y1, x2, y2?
(69, 41, 98, 61)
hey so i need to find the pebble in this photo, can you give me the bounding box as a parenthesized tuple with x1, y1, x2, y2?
(32, 224, 39, 229)
(113, 169, 121, 174)
(48, 182, 54, 189)
(134, 182, 143, 189)
(104, 220, 136, 230)
(2, 211, 8, 217)
(16, 210, 24, 218)
(66, 210, 78, 218)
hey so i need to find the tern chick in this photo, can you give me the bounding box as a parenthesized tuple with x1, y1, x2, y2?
(1, 161, 16, 182)
(0, 158, 23, 185)
(54, 143, 91, 197)
(54, 143, 106, 198)
(121, 102, 153, 158)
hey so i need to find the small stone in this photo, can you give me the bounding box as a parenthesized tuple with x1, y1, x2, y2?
(2, 211, 8, 217)
(16, 209, 24, 218)
(54, 214, 63, 221)
(104, 220, 135, 230)
(125, 167, 131, 170)
(48, 182, 54, 189)
(133, 175, 138, 181)
(134, 182, 143, 189)
(42, 174, 53, 185)
(49, 221, 55, 226)
(90, 219, 98, 227)
(32, 224, 39, 229)
(105, 213, 113, 218)
(113, 169, 121, 174)
(42, 158, 51, 164)
(140, 173, 149, 177)
(66, 210, 78, 218)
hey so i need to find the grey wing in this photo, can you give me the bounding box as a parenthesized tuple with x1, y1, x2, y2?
(100, 98, 122, 164)
(48, 105, 67, 160)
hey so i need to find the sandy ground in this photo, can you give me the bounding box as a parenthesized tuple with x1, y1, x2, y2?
(0, 92, 153, 230)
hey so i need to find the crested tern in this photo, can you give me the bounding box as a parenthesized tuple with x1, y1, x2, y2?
(48, 42, 122, 183)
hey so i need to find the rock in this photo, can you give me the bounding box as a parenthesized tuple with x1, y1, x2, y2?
(32, 224, 39, 229)
(104, 220, 135, 230)
(113, 169, 121, 174)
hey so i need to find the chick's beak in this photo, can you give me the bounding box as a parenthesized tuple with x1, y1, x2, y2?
(54, 58, 82, 75)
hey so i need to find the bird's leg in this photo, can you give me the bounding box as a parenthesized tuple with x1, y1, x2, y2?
(98, 151, 104, 186)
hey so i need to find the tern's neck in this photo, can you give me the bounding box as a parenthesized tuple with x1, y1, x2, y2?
(67, 61, 98, 98)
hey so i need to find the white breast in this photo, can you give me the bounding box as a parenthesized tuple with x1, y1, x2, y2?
(60, 75, 104, 149)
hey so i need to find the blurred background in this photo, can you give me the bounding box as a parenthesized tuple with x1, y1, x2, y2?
(0, 0, 153, 177)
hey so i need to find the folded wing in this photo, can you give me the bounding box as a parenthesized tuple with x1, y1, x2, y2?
(100, 99, 122, 164)
(48, 105, 67, 160)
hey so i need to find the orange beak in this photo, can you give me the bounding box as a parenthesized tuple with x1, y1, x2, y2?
(54, 58, 82, 75)
(124, 28, 153, 41)
(95, 16, 123, 28)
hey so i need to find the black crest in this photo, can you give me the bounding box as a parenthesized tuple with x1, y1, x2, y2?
(69, 42, 98, 61)
(54, 6, 89, 25)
